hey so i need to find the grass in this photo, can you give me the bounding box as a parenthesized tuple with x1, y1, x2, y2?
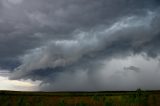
(0, 90, 160, 106)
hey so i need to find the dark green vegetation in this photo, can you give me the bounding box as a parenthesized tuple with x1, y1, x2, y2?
(0, 89, 160, 106)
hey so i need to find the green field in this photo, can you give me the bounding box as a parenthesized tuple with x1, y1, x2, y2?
(0, 89, 160, 106)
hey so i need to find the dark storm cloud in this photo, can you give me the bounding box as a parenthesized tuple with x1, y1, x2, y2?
(0, 0, 160, 90)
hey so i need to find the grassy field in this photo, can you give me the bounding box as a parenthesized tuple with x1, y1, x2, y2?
(0, 90, 160, 106)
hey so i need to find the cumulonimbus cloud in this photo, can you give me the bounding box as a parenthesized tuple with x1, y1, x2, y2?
(0, 0, 160, 90)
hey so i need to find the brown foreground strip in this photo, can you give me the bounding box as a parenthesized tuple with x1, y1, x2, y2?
(0, 90, 160, 106)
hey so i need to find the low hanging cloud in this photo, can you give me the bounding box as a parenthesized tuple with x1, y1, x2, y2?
(0, 0, 160, 91)
(39, 54, 160, 91)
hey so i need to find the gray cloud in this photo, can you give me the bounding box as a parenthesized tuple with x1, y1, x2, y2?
(124, 66, 141, 73)
(0, 0, 160, 91)
(39, 55, 160, 91)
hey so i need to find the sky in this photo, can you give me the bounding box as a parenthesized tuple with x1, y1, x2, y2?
(0, 0, 160, 91)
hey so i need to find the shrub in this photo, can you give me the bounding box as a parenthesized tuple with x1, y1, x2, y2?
(92, 94, 100, 101)
(58, 99, 65, 106)
(76, 101, 86, 106)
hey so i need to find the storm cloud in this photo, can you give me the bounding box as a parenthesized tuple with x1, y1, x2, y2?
(0, 0, 160, 91)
